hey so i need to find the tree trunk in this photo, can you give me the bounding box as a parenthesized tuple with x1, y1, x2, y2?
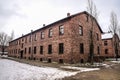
(2, 46, 5, 56)
(89, 42, 94, 65)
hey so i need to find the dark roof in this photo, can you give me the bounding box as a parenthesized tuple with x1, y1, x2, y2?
(10, 11, 103, 43)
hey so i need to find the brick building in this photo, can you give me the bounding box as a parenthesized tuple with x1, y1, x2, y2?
(101, 33, 120, 58)
(0, 45, 8, 55)
(8, 11, 103, 63)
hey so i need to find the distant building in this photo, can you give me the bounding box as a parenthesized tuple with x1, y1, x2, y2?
(8, 11, 103, 63)
(101, 33, 120, 58)
(0, 45, 8, 55)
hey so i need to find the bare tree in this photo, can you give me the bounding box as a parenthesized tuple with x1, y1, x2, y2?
(109, 11, 119, 61)
(10, 30, 14, 41)
(87, 0, 99, 64)
(0, 32, 13, 55)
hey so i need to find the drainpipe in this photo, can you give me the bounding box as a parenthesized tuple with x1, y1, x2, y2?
(31, 30, 33, 60)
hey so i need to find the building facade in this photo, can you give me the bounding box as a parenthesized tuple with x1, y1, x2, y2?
(101, 33, 120, 58)
(8, 11, 103, 63)
(0, 45, 8, 55)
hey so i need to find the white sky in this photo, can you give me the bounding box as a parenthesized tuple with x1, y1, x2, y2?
(0, 0, 120, 39)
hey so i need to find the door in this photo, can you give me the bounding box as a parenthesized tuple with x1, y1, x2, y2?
(20, 50, 23, 59)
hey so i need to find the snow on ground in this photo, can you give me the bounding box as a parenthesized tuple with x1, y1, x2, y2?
(0, 59, 77, 80)
(60, 66, 100, 72)
(0, 59, 100, 80)
(106, 58, 120, 64)
(111, 61, 120, 64)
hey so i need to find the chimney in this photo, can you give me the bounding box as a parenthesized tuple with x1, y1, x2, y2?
(67, 13, 70, 17)
(43, 24, 45, 27)
(22, 34, 24, 36)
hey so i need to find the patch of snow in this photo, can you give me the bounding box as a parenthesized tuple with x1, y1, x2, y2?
(60, 66, 100, 72)
(111, 61, 120, 64)
(0, 59, 77, 80)
(102, 33, 113, 39)
(1, 55, 8, 57)
(93, 63, 110, 68)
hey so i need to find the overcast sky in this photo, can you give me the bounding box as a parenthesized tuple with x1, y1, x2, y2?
(0, 0, 120, 39)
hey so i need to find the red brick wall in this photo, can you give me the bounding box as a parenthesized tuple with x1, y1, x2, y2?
(101, 34, 119, 58)
(8, 12, 102, 63)
(101, 39, 115, 58)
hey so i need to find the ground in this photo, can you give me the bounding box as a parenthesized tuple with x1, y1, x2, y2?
(0, 56, 120, 80)
(0, 57, 99, 80)
(63, 62, 120, 80)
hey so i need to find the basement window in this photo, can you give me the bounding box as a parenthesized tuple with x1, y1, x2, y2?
(40, 58, 43, 61)
(59, 59, 63, 63)
(48, 58, 52, 63)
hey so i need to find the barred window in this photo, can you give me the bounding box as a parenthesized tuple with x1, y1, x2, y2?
(80, 43, 84, 54)
(41, 32, 45, 39)
(49, 28, 53, 37)
(59, 25, 64, 35)
(48, 45, 52, 54)
(59, 43, 64, 54)
(79, 26, 83, 36)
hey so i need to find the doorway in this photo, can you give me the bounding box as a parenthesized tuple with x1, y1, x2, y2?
(20, 50, 23, 59)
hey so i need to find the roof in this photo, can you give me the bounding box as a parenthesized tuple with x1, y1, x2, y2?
(10, 11, 103, 43)
(102, 33, 113, 39)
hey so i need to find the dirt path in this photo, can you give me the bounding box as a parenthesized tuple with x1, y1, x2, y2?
(63, 63, 120, 80)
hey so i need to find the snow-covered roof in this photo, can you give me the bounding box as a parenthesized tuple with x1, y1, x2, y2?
(102, 33, 113, 39)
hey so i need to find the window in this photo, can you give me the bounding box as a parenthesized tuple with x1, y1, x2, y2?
(40, 46, 43, 54)
(59, 59, 63, 63)
(34, 34, 37, 41)
(59, 25, 64, 35)
(34, 46, 36, 54)
(96, 33, 99, 40)
(40, 58, 43, 61)
(25, 48, 27, 54)
(80, 43, 84, 54)
(41, 32, 45, 39)
(79, 26, 83, 36)
(105, 49, 108, 54)
(49, 28, 53, 38)
(29, 47, 31, 54)
(48, 58, 52, 63)
(59, 43, 64, 54)
(80, 59, 84, 63)
(97, 46, 100, 54)
(48, 45, 52, 54)
(104, 41, 108, 46)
